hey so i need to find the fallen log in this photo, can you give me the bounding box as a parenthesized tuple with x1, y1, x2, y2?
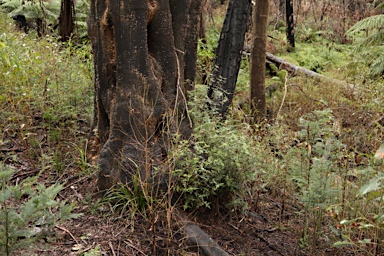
(176, 210, 229, 256)
(265, 52, 357, 92)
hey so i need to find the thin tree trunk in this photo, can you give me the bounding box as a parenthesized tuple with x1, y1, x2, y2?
(208, 0, 251, 117)
(286, 0, 295, 49)
(250, 0, 269, 121)
(59, 0, 75, 41)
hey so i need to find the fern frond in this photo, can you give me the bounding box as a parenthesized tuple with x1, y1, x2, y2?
(1, 0, 23, 12)
(354, 31, 384, 51)
(369, 51, 384, 76)
(347, 14, 384, 35)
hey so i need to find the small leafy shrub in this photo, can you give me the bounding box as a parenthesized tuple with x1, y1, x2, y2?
(288, 108, 347, 207)
(333, 145, 384, 252)
(0, 163, 81, 255)
(170, 85, 258, 211)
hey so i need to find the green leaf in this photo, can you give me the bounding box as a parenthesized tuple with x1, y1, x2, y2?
(358, 239, 374, 244)
(374, 144, 384, 160)
(357, 177, 384, 197)
(333, 240, 353, 247)
(0, 189, 11, 202)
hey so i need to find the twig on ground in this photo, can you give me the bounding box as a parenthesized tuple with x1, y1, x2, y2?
(108, 241, 116, 256)
(55, 225, 80, 245)
(124, 240, 147, 256)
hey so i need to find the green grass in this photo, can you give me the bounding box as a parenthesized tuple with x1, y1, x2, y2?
(0, 13, 93, 174)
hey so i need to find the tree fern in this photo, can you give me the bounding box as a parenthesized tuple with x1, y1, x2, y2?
(347, 14, 384, 35)
(347, 14, 384, 76)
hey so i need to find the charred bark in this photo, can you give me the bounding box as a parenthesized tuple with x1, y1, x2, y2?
(286, 0, 295, 49)
(59, 0, 75, 41)
(88, 0, 203, 191)
(208, 0, 252, 117)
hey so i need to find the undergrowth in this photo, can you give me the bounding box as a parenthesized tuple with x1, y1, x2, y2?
(0, 13, 93, 175)
(0, 3, 384, 255)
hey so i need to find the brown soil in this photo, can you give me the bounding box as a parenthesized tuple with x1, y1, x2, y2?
(6, 166, 345, 256)
(2, 117, 348, 256)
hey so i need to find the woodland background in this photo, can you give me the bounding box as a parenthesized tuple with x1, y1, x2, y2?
(0, 0, 384, 255)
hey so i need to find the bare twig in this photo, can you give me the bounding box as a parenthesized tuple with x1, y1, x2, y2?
(108, 241, 116, 256)
(275, 71, 288, 123)
(123, 240, 147, 256)
(55, 225, 80, 245)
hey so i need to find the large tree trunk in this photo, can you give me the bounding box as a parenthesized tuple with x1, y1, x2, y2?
(208, 0, 251, 117)
(250, 0, 269, 121)
(88, 0, 204, 191)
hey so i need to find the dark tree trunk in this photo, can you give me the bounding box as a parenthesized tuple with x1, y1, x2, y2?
(59, 0, 75, 41)
(88, 0, 204, 191)
(208, 0, 251, 117)
(250, 0, 269, 121)
(279, 0, 285, 20)
(286, 0, 295, 49)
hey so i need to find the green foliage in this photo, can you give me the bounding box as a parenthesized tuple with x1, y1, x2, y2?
(2, 0, 60, 21)
(103, 173, 153, 226)
(287, 43, 344, 73)
(0, 14, 93, 174)
(170, 85, 258, 210)
(196, 23, 219, 84)
(333, 145, 384, 249)
(297, 24, 328, 43)
(0, 0, 90, 41)
(0, 163, 81, 255)
(347, 14, 384, 76)
(289, 109, 347, 208)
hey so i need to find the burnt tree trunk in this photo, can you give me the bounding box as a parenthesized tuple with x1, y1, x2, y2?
(250, 0, 269, 121)
(278, 0, 285, 22)
(88, 0, 204, 191)
(286, 0, 295, 49)
(59, 0, 75, 41)
(208, 0, 251, 117)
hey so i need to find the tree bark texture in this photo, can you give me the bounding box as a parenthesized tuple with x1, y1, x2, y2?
(286, 0, 295, 49)
(250, 0, 269, 120)
(208, 0, 251, 117)
(278, 0, 285, 21)
(59, 0, 75, 41)
(88, 0, 204, 191)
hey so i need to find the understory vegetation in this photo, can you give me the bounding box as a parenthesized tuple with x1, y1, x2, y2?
(1, 1, 384, 255)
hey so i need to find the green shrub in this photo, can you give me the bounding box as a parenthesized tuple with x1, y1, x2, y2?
(289, 109, 347, 207)
(0, 163, 81, 255)
(170, 85, 258, 211)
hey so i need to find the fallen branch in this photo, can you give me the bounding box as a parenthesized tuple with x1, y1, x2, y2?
(265, 52, 357, 93)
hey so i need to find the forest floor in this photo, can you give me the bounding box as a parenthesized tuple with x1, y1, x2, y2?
(5, 123, 349, 256)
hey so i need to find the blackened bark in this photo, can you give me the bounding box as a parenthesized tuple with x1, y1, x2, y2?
(59, 0, 75, 41)
(88, 0, 203, 191)
(279, 0, 285, 20)
(208, 0, 252, 117)
(286, 0, 295, 49)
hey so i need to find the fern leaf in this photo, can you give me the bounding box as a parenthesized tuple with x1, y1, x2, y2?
(347, 14, 384, 35)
